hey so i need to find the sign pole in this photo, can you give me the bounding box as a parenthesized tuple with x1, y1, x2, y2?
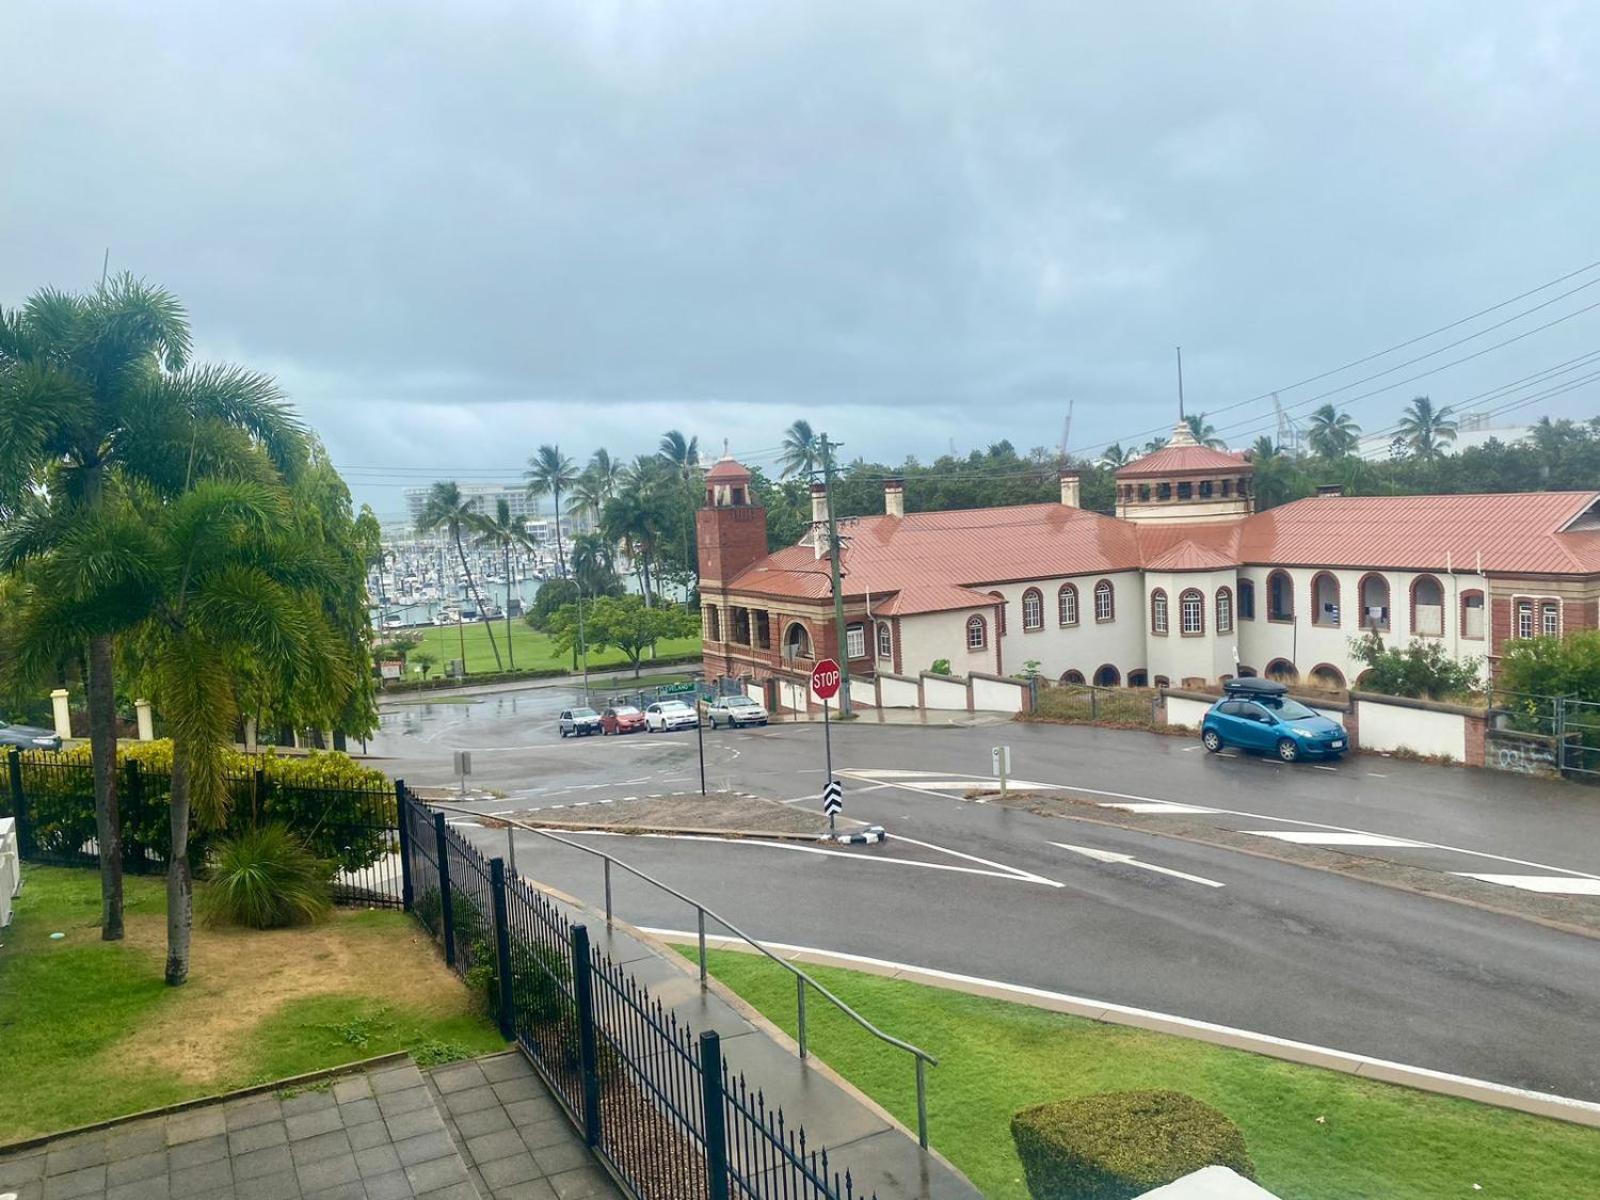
(812, 658, 843, 836)
(824, 696, 834, 833)
(696, 698, 707, 796)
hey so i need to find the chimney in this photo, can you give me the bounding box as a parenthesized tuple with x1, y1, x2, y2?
(1316, 483, 1345, 498)
(810, 482, 830, 558)
(1059, 469, 1081, 508)
(883, 478, 905, 519)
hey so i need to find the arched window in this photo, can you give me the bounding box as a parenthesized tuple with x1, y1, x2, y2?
(877, 622, 893, 659)
(1093, 664, 1121, 687)
(1310, 664, 1347, 692)
(1150, 588, 1169, 636)
(966, 615, 987, 651)
(1180, 588, 1204, 636)
(1237, 665, 1258, 677)
(1154, 675, 1171, 689)
(705, 605, 722, 641)
(1265, 658, 1298, 684)
(1460, 590, 1485, 640)
(1021, 588, 1044, 631)
(1411, 575, 1444, 637)
(1267, 570, 1294, 621)
(1542, 600, 1561, 637)
(1062, 669, 1086, 685)
(1058, 584, 1079, 627)
(1094, 579, 1115, 623)
(1215, 587, 1234, 633)
(1237, 579, 1255, 620)
(1358, 574, 1391, 631)
(1311, 572, 1340, 627)
(989, 591, 1007, 636)
(1128, 669, 1149, 687)
(783, 622, 812, 660)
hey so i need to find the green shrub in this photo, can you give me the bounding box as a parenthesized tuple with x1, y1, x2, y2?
(1011, 1091, 1254, 1200)
(199, 824, 334, 929)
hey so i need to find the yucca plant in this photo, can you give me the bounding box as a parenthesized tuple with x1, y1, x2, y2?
(201, 823, 333, 929)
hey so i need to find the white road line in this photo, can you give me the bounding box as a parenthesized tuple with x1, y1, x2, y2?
(1050, 843, 1226, 888)
(1367, 772, 1389, 778)
(1455, 874, 1600, 896)
(887, 831, 1064, 888)
(840, 769, 1060, 791)
(641, 932, 1600, 1128)
(1243, 831, 1426, 848)
(488, 809, 514, 816)
(1060, 783, 1600, 881)
(1312, 765, 1340, 772)
(1101, 802, 1222, 816)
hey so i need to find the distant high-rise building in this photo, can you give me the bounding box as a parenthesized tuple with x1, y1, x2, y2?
(403, 483, 544, 525)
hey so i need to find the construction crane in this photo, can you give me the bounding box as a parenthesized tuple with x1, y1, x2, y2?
(1058, 397, 1075, 462)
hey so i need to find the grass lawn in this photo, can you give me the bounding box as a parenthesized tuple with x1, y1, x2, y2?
(0, 868, 504, 1142)
(398, 620, 699, 677)
(692, 949, 1600, 1200)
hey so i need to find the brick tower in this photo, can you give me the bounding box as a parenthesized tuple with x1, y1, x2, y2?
(696, 455, 768, 587)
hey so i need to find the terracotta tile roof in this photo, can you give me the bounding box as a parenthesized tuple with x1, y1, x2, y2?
(704, 456, 753, 482)
(1143, 540, 1240, 572)
(1114, 444, 1250, 478)
(874, 585, 998, 616)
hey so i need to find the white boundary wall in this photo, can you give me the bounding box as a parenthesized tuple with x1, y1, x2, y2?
(1166, 696, 1212, 729)
(922, 673, 970, 711)
(848, 678, 877, 708)
(971, 673, 1027, 713)
(1356, 698, 1468, 760)
(879, 675, 920, 708)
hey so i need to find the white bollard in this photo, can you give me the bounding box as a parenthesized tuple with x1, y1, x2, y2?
(50, 688, 72, 740)
(135, 698, 155, 741)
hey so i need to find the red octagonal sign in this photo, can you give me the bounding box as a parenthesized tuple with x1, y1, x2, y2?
(811, 658, 842, 701)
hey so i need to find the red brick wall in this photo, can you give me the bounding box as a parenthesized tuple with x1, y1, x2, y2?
(696, 505, 768, 587)
(1565, 599, 1596, 633)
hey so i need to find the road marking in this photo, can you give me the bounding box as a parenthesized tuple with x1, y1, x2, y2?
(1050, 843, 1226, 888)
(887, 831, 1064, 888)
(1312, 765, 1340, 772)
(1367, 772, 1389, 778)
(488, 808, 514, 816)
(1243, 831, 1426, 848)
(642, 932, 1600, 1129)
(1101, 802, 1222, 816)
(1455, 874, 1600, 896)
(840, 769, 1061, 792)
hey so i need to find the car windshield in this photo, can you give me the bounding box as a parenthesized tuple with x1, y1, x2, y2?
(572, 708, 598, 718)
(1265, 698, 1318, 720)
(724, 697, 755, 707)
(659, 701, 691, 713)
(614, 707, 640, 716)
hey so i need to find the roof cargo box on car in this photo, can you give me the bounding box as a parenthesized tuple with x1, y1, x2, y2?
(1222, 677, 1288, 698)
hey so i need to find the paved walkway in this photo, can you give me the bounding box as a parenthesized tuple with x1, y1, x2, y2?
(0, 1055, 618, 1200)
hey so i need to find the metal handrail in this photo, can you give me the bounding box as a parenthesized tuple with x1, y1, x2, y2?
(419, 797, 937, 1147)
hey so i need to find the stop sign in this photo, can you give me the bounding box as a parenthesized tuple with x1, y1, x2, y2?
(811, 658, 842, 700)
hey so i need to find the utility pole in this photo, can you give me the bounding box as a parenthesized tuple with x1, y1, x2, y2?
(818, 434, 853, 717)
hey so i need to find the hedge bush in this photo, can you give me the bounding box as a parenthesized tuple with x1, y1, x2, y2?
(1011, 1090, 1254, 1200)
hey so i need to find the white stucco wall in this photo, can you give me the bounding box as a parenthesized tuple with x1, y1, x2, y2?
(1354, 697, 1468, 760)
(1165, 696, 1213, 729)
(1235, 566, 1488, 687)
(848, 677, 877, 708)
(971, 674, 1027, 713)
(899, 609, 990, 677)
(878, 674, 920, 708)
(1142, 568, 1239, 686)
(986, 570, 1146, 684)
(922, 673, 970, 710)
(745, 681, 764, 704)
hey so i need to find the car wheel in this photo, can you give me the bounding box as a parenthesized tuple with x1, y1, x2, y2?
(1202, 728, 1221, 753)
(1276, 738, 1299, 762)
(559, 728, 568, 739)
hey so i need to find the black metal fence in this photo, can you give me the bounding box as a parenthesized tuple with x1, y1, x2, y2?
(1, 748, 403, 907)
(1033, 680, 1162, 726)
(399, 788, 871, 1200)
(1483, 689, 1600, 782)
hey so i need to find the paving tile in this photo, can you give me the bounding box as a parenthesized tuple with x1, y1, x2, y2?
(377, 1089, 434, 1120)
(106, 1172, 173, 1200)
(303, 1181, 367, 1200)
(479, 1151, 540, 1190)
(106, 1149, 168, 1187)
(331, 1076, 373, 1106)
(464, 1129, 526, 1166)
(229, 1122, 289, 1155)
(107, 1122, 168, 1160)
(281, 1091, 337, 1118)
(497, 1180, 559, 1200)
(346, 1122, 393, 1153)
(476, 1055, 531, 1085)
(393, 1131, 453, 1169)
(0, 1149, 48, 1184)
(169, 1156, 234, 1197)
(518, 1118, 576, 1154)
(502, 1098, 561, 1128)
(165, 1109, 227, 1147)
(354, 1145, 401, 1179)
(168, 1135, 228, 1171)
(547, 1166, 611, 1200)
(368, 1066, 425, 1096)
(414, 1184, 475, 1200)
(286, 1109, 345, 1142)
(233, 1171, 302, 1200)
(226, 1097, 285, 1132)
(1, 1180, 44, 1200)
(530, 1142, 593, 1177)
(295, 1153, 360, 1194)
(290, 1130, 353, 1169)
(232, 1143, 294, 1182)
(363, 1169, 415, 1200)
(337, 1099, 382, 1129)
(403, 1157, 468, 1196)
(441, 1088, 500, 1118)
(44, 1137, 108, 1176)
(382, 1108, 444, 1145)
(489, 1077, 541, 1104)
(428, 1063, 486, 1095)
(449, 1106, 511, 1140)
(43, 1164, 107, 1200)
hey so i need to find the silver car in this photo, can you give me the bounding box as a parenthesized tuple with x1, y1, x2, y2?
(558, 707, 602, 738)
(708, 695, 769, 729)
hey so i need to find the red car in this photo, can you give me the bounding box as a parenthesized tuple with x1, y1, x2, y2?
(601, 705, 646, 735)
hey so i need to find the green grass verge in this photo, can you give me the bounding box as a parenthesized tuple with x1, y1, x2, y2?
(689, 949, 1600, 1200)
(395, 620, 700, 676)
(0, 869, 502, 1141)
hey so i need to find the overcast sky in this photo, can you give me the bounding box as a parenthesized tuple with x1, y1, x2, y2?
(4, 1, 1598, 514)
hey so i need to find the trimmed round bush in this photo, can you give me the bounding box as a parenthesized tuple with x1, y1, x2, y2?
(200, 823, 334, 929)
(1011, 1090, 1254, 1200)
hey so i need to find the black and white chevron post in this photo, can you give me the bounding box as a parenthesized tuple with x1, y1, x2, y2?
(822, 779, 844, 816)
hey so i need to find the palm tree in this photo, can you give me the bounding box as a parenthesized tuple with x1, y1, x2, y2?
(472, 497, 531, 670)
(1184, 412, 1226, 449)
(1099, 442, 1133, 469)
(525, 444, 577, 574)
(602, 478, 664, 606)
(1306, 405, 1362, 459)
(658, 430, 700, 478)
(9, 479, 349, 984)
(1396, 396, 1458, 460)
(417, 481, 503, 671)
(1247, 435, 1280, 462)
(588, 448, 622, 502)
(780, 419, 819, 478)
(0, 275, 303, 942)
(569, 531, 617, 598)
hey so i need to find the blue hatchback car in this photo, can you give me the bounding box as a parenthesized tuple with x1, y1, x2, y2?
(1201, 678, 1347, 762)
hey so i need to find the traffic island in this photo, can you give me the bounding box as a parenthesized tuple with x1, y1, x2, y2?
(494, 790, 869, 840)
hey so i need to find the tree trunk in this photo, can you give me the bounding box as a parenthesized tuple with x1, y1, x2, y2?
(165, 754, 193, 987)
(87, 634, 124, 940)
(553, 485, 566, 575)
(504, 544, 515, 670)
(455, 534, 502, 670)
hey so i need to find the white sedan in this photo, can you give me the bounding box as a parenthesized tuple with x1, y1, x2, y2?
(644, 701, 700, 732)
(707, 695, 769, 729)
